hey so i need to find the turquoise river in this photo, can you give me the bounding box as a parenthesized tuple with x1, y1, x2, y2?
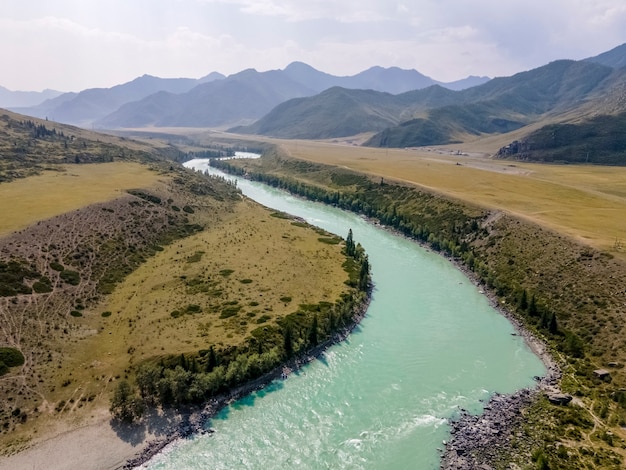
(138, 159, 546, 469)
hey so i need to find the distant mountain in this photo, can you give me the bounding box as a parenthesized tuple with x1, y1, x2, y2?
(282, 61, 489, 94)
(235, 59, 619, 145)
(0, 87, 63, 108)
(231, 87, 404, 139)
(442, 75, 491, 91)
(92, 63, 489, 129)
(12, 73, 225, 127)
(232, 85, 461, 139)
(342, 66, 437, 94)
(585, 42, 626, 69)
(364, 60, 618, 147)
(97, 68, 314, 128)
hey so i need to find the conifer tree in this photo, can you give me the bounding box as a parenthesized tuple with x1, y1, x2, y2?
(346, 229, 355, 257)
(309, 314, 319, 346)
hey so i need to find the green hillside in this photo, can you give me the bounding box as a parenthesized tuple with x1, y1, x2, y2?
(496, 111, 626, 165)
(231, 87, 404, 138)
(365, 60, 618, 148)
(233, 59, 626, 153)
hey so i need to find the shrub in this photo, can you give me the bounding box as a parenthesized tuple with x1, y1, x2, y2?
(70, 310, 83, 317)
(33, 279, 53, 293)
(0, 348, 25, 368)
(186, 251, 205, 263)
(220, 305, 241, 318)
(101, 311, 112, 318)
(50, 261, 64, 272)
(182, 205, 195, 214)
(60, 270, 80, 286)
(185, 304, 202, 314)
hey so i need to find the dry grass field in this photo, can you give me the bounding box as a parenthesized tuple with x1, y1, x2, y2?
(0, 162, 162, 236)
(263, 138, 626, 258)
(66, 198, 348, 381)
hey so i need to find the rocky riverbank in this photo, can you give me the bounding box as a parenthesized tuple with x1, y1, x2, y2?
(440, 265, 562, 470)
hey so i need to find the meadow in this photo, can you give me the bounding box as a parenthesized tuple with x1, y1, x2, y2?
(243, 137, 626, 259)
(0, 162, 162, 236)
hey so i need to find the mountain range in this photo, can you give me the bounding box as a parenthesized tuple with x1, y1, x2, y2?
(0, 87, 63, 108)
(232, 43, 626, 160)
(3, 42, 626, 163)
(5, 63, 488, 129)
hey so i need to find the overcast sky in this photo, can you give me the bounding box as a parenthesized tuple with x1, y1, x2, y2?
(2, 0, 625, 92)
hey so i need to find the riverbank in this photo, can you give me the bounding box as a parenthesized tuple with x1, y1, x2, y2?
(441, 260, 562, 469)
(125, 292, 370, 469)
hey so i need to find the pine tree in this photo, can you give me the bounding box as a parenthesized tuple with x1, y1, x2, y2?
(519, 289, 528, 311)
(206, 346, 217, 372)
(346, 229, 355, 257)
(358, 256, 370, 291)
(283, 325, 293, 358)
(528, 294, 538, 317)
(549, 313, 558, 334)
(309, 315, 319, 346)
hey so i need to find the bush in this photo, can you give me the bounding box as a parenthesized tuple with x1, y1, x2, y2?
(0, 347, 25, 368)
(70, 310, 83, 317)
(101, 311, 112, 317)
(33, 279, 53, 293)
(50, 261, 65, 272)
(60, 270, 80, 286)
(220, 305, 241, 319)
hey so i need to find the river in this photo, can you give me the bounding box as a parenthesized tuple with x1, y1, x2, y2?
(139, 159, 545, 469)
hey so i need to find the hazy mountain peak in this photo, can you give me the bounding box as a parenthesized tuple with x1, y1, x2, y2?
(585, 42, 626, 69)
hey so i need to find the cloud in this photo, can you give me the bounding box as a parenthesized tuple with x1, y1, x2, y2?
(197, 0, 394, 23)
(1, 0, 625, 91)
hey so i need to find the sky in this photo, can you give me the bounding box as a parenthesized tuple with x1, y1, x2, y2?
(1, 0, 626, 92)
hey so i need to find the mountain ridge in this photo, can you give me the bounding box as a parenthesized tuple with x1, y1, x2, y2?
(8, 63, 490, 129)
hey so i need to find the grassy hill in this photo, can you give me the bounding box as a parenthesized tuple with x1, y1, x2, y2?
(0, 112, 362, 461)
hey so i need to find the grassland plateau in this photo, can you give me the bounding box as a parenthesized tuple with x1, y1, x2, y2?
(0, 112, 369, 469)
